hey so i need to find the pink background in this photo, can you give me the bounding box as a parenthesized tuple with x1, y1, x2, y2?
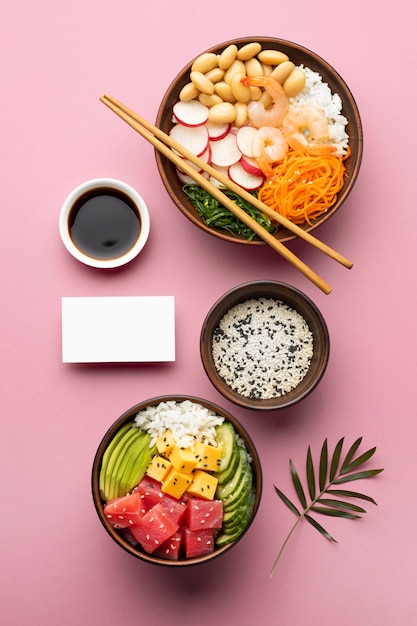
(1, 1, 416, 624)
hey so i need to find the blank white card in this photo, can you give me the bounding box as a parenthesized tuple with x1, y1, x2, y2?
(62, 296, 175, 363)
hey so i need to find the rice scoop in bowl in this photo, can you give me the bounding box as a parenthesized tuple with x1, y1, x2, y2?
(155, 37, 363, 244)
(200, 281, 330, 410)
(92, 396, 262, 566)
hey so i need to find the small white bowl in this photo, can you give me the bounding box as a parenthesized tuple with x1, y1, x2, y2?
(59, 178, 150, 269)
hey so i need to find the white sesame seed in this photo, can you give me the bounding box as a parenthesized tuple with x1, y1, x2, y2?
(212, 297, 313, 399)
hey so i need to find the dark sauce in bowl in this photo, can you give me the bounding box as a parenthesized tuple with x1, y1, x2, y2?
(69, 188, 141, 260)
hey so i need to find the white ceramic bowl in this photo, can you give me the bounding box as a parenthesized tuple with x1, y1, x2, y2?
(59, 178, 150, 269)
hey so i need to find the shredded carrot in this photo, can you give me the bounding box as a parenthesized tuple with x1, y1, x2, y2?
(258, 147, 350, 226)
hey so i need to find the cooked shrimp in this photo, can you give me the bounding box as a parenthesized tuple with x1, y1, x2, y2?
(240, 75, 289, 129)
(252, 126, 288, 178)
(282, 104, 336, 155)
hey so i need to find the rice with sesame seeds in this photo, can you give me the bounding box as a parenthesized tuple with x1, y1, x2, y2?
(133, 399, 224, 448)
(212, 297, 313, 399)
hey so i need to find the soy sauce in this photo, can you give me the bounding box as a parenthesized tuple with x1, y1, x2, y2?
(69, 188, 141, 260)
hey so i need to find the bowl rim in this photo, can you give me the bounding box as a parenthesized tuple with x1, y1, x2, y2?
(91, 394, 263, 567)
(155, 36, 363, 245)
(59, 177, 150, 269)
(200, 280, 330, 410)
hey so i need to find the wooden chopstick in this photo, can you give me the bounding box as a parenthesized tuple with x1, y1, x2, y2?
(101, 94, 353, 271)
(100, 94, 334, 294)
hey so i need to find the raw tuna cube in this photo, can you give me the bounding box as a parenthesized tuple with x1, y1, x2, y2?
(186, 498, 223, 531)
(103, 492, 145, 528)
(153, 530, 182, 560)
(182, 527, 215, 558)
(130, 503, 179, 554)
(160, 494, 188, 525)
(134, 476, 164, 510)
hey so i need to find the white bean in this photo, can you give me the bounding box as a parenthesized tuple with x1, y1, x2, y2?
(218, 44, 238, 70)
(231, 72, 251, 103)
(208, 102, 237, 124)
(237, 42, 262, 61)
(190, 71, 214, 95)
(205, 67, 225, 84)
(198, 92, 223, 107)
(283, 68, 306, 97)
(191, 52, 218, 74)
(179, 82, 200, 102)
(214, 81, 236, 103)
(224, 59, 246, 85)
(258, 49, 289, 65)
(234, 102, 248, 127)
(245, 57, 264, 77)
(270, 61, 295, 84)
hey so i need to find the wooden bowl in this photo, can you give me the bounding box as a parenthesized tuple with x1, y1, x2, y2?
(200, 281, 330, 410)
(155, 36, 363, 245)
(91, 395, 262, 567)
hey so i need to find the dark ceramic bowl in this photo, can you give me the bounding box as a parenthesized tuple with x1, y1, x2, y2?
(200, 281, 330, 410)
(92, 395, 262, 567)
(155, 36, 363, 245)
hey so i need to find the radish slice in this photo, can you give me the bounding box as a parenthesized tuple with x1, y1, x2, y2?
(169, 123, 209, 157)
(236, 125, 258, 158)
(240, 156, 263, 178)
(176, 168, 197, 185)
(210, 132, 242, 167)
(176, 168, 209, 185)
(228, 162, 264, 191)
(180, 144, 211, 171)
(206, 121, 231, 141)
(173, 100, 209, 127)
(208, 165, 229, 188)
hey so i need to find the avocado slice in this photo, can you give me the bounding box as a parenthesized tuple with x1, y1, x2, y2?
(99, 422, 132, 497)
(102, 426, 143, 500)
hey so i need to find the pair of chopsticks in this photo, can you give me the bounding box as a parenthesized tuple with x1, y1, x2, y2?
(100, 94, 353, 294)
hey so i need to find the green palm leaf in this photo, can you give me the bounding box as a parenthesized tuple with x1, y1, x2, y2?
(334, 469, 383, 484)
(316, 498, 367, 513)
(310, 505, 360, 520)
(341, 437, 362, 468)
(290, 459, 307, 508)
(326, 488, 377, 505)
(274, 485, 300, 517)
(340, 446, 377, 475)
(270, 437, 384, 577)
(319, 439, 328, 492)
(329, 437, 344, 481)
(306, 446, 316, 500)
(305, 514, 337, 542)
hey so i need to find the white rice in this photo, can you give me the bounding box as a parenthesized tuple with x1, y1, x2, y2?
(290, 66, 349, 155)
(133, 399, 224, 449)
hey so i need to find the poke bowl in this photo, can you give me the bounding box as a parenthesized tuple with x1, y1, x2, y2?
(155, 36, 363, 244)
(91, 395, 262, 567)
(200, 281, 330, 410)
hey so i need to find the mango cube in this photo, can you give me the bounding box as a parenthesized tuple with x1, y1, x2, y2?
(162, 468, 193, 499)
(169, 446, 199, 473)
(194, 442, 222, 472)
(156, 430, 176, 456)
(186, 469, 218, 500)
(146, 455, 172, 482)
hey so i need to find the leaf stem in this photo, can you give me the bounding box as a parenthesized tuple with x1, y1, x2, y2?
(270, 514, 304, 577)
